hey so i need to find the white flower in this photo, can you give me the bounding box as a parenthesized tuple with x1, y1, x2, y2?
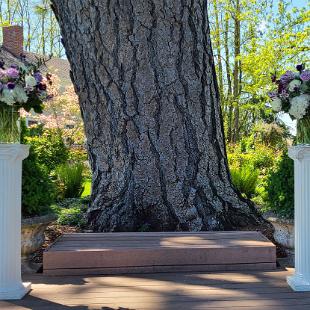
(289, 94, 310, 120)
(271, 97, 282, 112)
(13, 85, 28, 103)
(288, 79, 302, 92)
(25, 75, 37, 87)
(0, 88, 15, 105)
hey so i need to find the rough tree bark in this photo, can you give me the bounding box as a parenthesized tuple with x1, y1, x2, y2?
(51, 0, 263, 232)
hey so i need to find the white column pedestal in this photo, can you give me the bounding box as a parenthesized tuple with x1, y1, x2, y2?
(0, 144, 31, 300)
(287, 145, 310, 291)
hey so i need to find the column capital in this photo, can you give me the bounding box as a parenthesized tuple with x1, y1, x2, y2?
(288, 145, 310, 161)
(0, 144, 29, 162)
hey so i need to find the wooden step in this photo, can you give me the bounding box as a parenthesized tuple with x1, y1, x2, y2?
(43, 231, 276, 276)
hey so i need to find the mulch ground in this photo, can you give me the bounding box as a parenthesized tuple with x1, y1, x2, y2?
(31, 224, 82, 265)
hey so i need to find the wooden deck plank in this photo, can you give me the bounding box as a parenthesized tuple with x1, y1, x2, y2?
(44, 232, 276, 276)
(4, 269, 310, 310)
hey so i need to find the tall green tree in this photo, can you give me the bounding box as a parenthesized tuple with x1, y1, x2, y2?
(208, 0, 309, 142)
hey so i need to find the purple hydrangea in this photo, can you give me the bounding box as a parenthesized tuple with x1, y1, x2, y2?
(6, 67, 19, 79)
(300, 70, 310, 82)
(34, 71, 43, 83)
(277, 81, 284, 93)
(280, 71, 295, 86)
(7, 82, 15, 90)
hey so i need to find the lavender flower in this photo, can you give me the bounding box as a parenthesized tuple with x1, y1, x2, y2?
(277, 81, 284, 93)
(300, 70, 310, 82)
(268, 91, 277, 99)
(280, 71, 295, 86)
(279, 90, 290, 99)
(34, 71, 43, 83)
(6, 67, 19, 79)
(10, 64, 19, 70)
(7, 82, 15, 90)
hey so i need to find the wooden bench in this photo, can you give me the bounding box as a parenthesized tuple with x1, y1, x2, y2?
(43, 231, 276, 276)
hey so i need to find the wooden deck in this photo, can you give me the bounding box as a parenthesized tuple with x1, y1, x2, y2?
(44, 232, 276, 276)
(2, 268, 310, 309)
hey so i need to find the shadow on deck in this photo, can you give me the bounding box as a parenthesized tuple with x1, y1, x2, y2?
(2, 268, 310, 309)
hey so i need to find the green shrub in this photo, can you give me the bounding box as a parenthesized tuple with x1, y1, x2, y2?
(56, 206, 87, 228)
(230, 165, 259, 198)
(68, 148, 88, 162)
(250, 145, 275, 170)
(21, 121, 57, 216)
(23, 128, 69, 172)
(227, 145, 275, 172)
(56, 162, 85, 198)
(22, 158, 57, 216)
(50, 198, 88, 228)
(264, 151, 294, 218)
(253, 122, 289, 149)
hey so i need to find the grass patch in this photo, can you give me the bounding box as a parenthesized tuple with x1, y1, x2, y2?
(81, 179, 91, 197)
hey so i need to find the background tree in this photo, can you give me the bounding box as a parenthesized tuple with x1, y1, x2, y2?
(208, 0, 309, 142)
(0, 0, 65, 57)
(51, 0, 264, 232)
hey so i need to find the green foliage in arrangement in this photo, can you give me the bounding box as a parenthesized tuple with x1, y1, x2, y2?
(264, 152, 294, 218)
(55, 162, 85, 199)
(230, 165, 259, 198)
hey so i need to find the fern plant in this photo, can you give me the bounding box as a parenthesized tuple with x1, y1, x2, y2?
(230, 165, 259, 198)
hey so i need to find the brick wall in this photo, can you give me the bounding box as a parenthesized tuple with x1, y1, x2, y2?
(2, 25, 23, 57)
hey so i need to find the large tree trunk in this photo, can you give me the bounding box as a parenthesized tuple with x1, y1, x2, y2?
(51, 0, 263, 232)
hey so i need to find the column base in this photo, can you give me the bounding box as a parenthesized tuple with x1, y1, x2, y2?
(287, 274, 310, 291)
(0, 282, 31, 300)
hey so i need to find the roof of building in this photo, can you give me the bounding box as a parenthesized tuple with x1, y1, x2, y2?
(0, 47, 72, 87)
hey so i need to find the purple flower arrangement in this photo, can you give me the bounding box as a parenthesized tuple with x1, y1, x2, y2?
(268, 64, 310, 120)
(268, 64, 310, 144)
(0, 59, 50, 113)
